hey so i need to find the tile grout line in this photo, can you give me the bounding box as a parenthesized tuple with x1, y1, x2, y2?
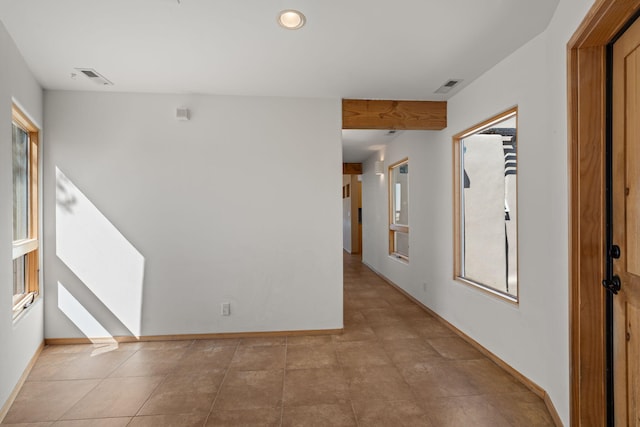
(130, 340, 195, 420)
(376, 318, 437, 424)
(52, 351, 122, 425)
(202, 340, 240, 427)
(333, 311, 360, 427)
(352, 255, 522, 424)
(108, 343, 154, 427)
(52, 345, 140, 424)
(106, 343, 141, 378)
(345, 256, 439, 425)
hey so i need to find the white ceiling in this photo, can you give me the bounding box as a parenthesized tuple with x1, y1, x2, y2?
(342, 129, 401, 163)
(0, 0, 559, 161)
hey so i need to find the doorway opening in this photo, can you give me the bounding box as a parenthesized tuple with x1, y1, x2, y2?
(568, 1, 640, 424)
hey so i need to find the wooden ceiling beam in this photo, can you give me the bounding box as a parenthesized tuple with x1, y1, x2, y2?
(343, 163, 363, 175)
(342, 99, 447, 130)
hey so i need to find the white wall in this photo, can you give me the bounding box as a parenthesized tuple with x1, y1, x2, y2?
(44, 91, 343, 338)
(362, 1, 595, 424)
(0, 22, 44, 415)
(362, 130, 440, 297)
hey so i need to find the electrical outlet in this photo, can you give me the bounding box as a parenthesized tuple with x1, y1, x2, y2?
(423, 282, 428, 292)
(221, 302, 231, 316)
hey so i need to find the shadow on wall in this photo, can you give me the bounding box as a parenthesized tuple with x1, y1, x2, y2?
(55, 167, 145, 344)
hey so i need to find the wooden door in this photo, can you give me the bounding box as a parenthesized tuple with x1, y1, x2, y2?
(613, 16, 640, 426)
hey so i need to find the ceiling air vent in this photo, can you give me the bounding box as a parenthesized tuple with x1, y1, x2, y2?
(74, 68, 113, 86)
(434, 79, 462, 94)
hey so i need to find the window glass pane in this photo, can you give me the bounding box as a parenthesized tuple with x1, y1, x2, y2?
(459, 113, 517, 298)
(391, 163, 409, 225)
(12, 123, 29, 241)
(394, 231, 409, 258)
(13, 256, 26, 297)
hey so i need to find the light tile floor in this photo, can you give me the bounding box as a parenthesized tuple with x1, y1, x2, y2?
(1, 253, 555, 426)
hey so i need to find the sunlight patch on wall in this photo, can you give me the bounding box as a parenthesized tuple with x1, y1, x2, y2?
(56, 167, 145, 337)
(58, 281, 115, 342)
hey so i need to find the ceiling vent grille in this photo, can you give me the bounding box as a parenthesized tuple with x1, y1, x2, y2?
(75, 68, 113, 86)
(434, 79, 462, 94)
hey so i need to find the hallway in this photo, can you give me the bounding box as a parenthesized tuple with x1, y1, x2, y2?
(1, 254, 554, 426)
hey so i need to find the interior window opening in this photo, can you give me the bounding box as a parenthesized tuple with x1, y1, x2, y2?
(389, 158, 409, 261)
(11, 104, 40, 318)
(454, 108, 518, 301)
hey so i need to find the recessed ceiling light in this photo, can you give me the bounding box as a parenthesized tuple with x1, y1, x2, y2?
(278, 10, 306, 30)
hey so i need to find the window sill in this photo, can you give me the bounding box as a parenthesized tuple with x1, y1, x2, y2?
(12, 292, 39, 322)
(389, 253, 409, 265)
(13, 239, 38, 260)
(454, 276, 518, 304)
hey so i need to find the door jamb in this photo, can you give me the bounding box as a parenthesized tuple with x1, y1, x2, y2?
(569, 0, 640, 425)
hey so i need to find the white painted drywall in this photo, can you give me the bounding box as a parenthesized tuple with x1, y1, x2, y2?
(361, 0, 595, 424)
(43, 91, 343, 338)
(0, 21, 44, 415)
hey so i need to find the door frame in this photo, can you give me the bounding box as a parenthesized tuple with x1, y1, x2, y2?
(569, 0, 640, 424)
